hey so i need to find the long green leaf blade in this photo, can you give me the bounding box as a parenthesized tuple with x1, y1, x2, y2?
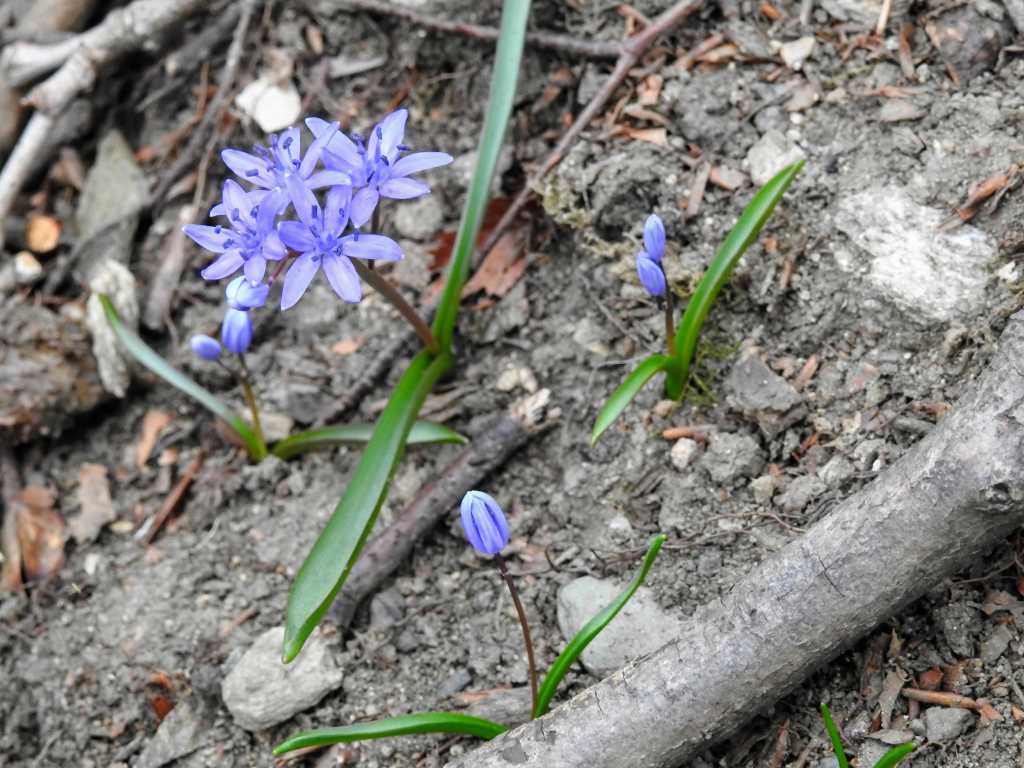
(273, 712, 508, 755)
(432, 1, 531, 353)
(533, 534, 667, 718)
(97, 294, 266, 460)
(283, 350, 451, 662)
(271, 420, 467, 460)
(590, 354, 668, 446)
(820, 703, 850, 768)
(667, 160, 803, 399)
(873, 742, 915, 768)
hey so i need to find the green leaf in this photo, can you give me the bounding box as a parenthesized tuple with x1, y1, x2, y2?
(590, 354, 668, 446)
(666, 160, 804, 400)
(820, 703, 850, 768)
(97, 294, 267, 461)
(282, 350, 451, 662)
(533, 534, 667, 718)
(432, 1, 531, 353)
(271, 420, 467, 460)
(273, 712, 507, 756)
(873, 742, 915, 768)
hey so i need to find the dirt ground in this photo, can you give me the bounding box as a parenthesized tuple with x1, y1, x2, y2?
(3, 0, 1024, 766)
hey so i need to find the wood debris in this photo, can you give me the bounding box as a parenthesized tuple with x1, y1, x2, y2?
(69, 463, 116, 543)
(136, 409, 174, 470)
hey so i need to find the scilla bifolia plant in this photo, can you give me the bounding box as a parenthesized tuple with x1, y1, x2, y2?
(272, 492, 667, 755)
(591, 160, 805, 444)
(820, 703, 915, 767)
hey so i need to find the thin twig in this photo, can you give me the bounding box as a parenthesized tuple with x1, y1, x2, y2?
(140, 451, 204, 545)
(342, 0, 621, 60)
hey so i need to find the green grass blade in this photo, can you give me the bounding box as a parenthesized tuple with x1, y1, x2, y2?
(432, 1, 530, 353)
(97, 294, 267, 460)
(533, 534, 667, 718)
(271, 421, 467, 460)
(283, 350, 452, 662)
(272, 712, 507, 755)
(873, 742, 915, 768)
(667, 160, 803, 399)
(590, 354, 668, 445)
(820, 703, 850, 768)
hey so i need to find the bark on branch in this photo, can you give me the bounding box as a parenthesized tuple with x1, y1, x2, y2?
(446, 312, 1024, 768)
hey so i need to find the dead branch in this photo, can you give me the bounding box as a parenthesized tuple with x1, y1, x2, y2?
(340, 1, 621, 60)
(329, 390, 554, 629)
(446, 312, 1024, 768)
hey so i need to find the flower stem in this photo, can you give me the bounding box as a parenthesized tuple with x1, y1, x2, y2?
(663, 265, 676, 358)
(351, 259, 439, 353)
(496, 554, 538, 716)
(237, 355, 267, 457)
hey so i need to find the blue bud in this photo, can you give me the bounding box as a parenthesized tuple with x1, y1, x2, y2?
(636, 253, 666, 297)
(221, 308, 253, 354)
(460, 491, 509, 556)
(225, 276, 269, 311)
(190, 334, 222, 361)
(643, 213, 666, 263)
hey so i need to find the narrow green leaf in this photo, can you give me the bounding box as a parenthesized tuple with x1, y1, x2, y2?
(432, 1, 531, 353)
(590, 354, 668, 446)
(666, 160, 804, 400)
(820, 703, 850, 768)
(873, 742, 915, 768)
(533, 534, 667, 718)
(283, 350, 451, 662)
(273, 712, 508, 756)
(271, 420, 467, 460)
(97, 294, 267, 460)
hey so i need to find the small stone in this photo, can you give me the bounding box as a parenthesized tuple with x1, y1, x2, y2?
(136, 699, 209, 768)
(818, 455, 855, 486)
(236, 76, 302, 133)
(670, 438, 699, 471)
(438, 668, 473, 697)
(779, 36, 815, 70)
(369, 587, 405, 632)
(774, 475, 826, 512)
(14, 251, 44, 285)
(556, 577, 681, 676)
(924, 706, 974, 742)
(879, 100, 926, 123)
(856, 740, 893, 768)
(696, 548, 722, 576)
(392, 194, 443, 241)
(979, 624, 1013, 664)
(85, 259, 138, 398)
(258, 411, 294, 444)
(700, 432, 765, 486)
(937, 603, 977, 658)
(727, 353, 802, 413)
(853, 439, 888, 471)
(746, 130, 806, 186)
(222, 626, 344, 731)
(25, 213, 61, 254)
(751, 474, 776, 503)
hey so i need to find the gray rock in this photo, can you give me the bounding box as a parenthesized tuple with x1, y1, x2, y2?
(700, 432, 765, 485)
(833, 186, 995, 322)
(727, 353, 802, 413)
(136, 699, 208, 768)
(439, 668, 473, 697)
(818, 455, 855, 486)
(369, 587, 405, 632)
(750, 475, 776, 503)
(670, 438, 700, 471)
(937, 603, 977, 658)
(392, 194, 444, 241)
(746, 130, 806, 186)
(979, 624, 1013, 664)
(924, 706, 974, 742)
(556, 577, 680, 676)
(815, 759, 841, 768)
(696, 549, 722, 577)
(775, 475, 827, 512)
(222, 627, 344, 731)
(856, 739, 894, 768)
(85, 259, 138, 398)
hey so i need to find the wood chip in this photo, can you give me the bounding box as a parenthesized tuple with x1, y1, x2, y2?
(69, 463, 116, 543)
(709, 165, 747, 191)
(879, 668, 907, 729)
(793, 354, 819, 391)
(25, 213, 61, 253)
(136, 410, 173, 470)
(332, 337, 365, 356)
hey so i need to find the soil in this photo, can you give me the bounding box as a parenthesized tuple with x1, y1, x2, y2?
(2, 1, 1024, 767)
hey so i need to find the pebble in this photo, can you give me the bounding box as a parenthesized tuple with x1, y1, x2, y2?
(699, 432, 765, 485)
(726, 353, 802, 413)
(937, 602, 977, 658)
(222, 626, 344, 731)
(670, 437, 700, 471)
(392, 194, 444, 241)
(779, 36, 815, 70)
(924, 706, 974, 742)
(774, 475, 826, 512)
(750, 474, 776, 503)
(746, 130, 806, 186)
(856, 739, 893, 767)
(979, 624, 1013, 664)
(136, 699, 207, 768)
(818, 455, 855, 486)
(438, 668, 473, 697)
(235, 76, 301, 132)
(556, 576, 681, 676)
(14, 251, 44, 285)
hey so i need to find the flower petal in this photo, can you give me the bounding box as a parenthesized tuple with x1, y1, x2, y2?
(392, 151, 453, 176)
(643, 214, 666, 262)
(263, 229, 287, 260)
(324, 184, 352, 235)
(350, 187, 379, 228)
(223, 180, 255, 228)
(379, 177, 430, 200)
(307, 116, 362, 170)
(370, 109, 407, 163)
(321, 254, 361, 303)
(300, 120, 338, 177)
(636, 253, 666, 297)
(344, 233, 402, 262)
(221, 308, 253, 354)
(281, 251, 320, 310)
(278, 220, 317, 252)
(190, 334, 222, 361)
(222, 149, 272, 187)
(183, 224, 230, 253)
(200, 249, 244, 280)
(243, 255, 266, 283)
(306, 169, 353, 189)
(286, 174, 321, 231)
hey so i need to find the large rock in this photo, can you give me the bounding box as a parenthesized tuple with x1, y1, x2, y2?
(222, 627, 344, 731)
(556, 576, 680, 677)
(833, 186, 995, 322)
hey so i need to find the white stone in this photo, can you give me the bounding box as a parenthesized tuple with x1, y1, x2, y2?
(670, 438, 699, 471)
(14, 251, 43, 285)
(746, 130, 806, 186)
(236, 77, 302, 133)
(833, 186, 996, 322)
(780, 36, 815, 70)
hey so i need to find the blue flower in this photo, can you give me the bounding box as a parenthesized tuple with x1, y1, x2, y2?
(190, 334, 222, 360)
(218, 124, 351, 217)
(276, 175, 403, 309)
(307, 109, 453, 228)
(221, 308, 253, 354)
(184, 180, 287, 283)
(641, 214, 665, 263)
(225, 275, 269, 310)
(636, 253, 666, 297)
(460, 490, 509, 556)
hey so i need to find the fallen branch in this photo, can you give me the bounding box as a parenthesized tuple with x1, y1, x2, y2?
(329, 390, 555, 629)
(446, 312, 1024, 768)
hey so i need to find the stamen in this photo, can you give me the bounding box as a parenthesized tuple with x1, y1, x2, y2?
(283, 136, 294, 150)
(231, 208, 241, 221)
(246, 169, 260, 177)
(397, 144, 410, 152)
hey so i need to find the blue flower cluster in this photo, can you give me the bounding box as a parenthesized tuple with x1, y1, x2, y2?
(635, 214, 666, 298)
(186, 110, 452, 358)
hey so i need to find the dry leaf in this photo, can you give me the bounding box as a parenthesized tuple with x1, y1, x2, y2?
(430, 197, 511, 272)
(26, 214, 61, 253)
(69, 463, 115, 543)
(13, 486, 65, 583)
(136, 410, 173, 470)
(462, 227, 528, 298)
(331, 337, 365, 356)
(615, 126, 668, 146)
(918, 667, 943, 691)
